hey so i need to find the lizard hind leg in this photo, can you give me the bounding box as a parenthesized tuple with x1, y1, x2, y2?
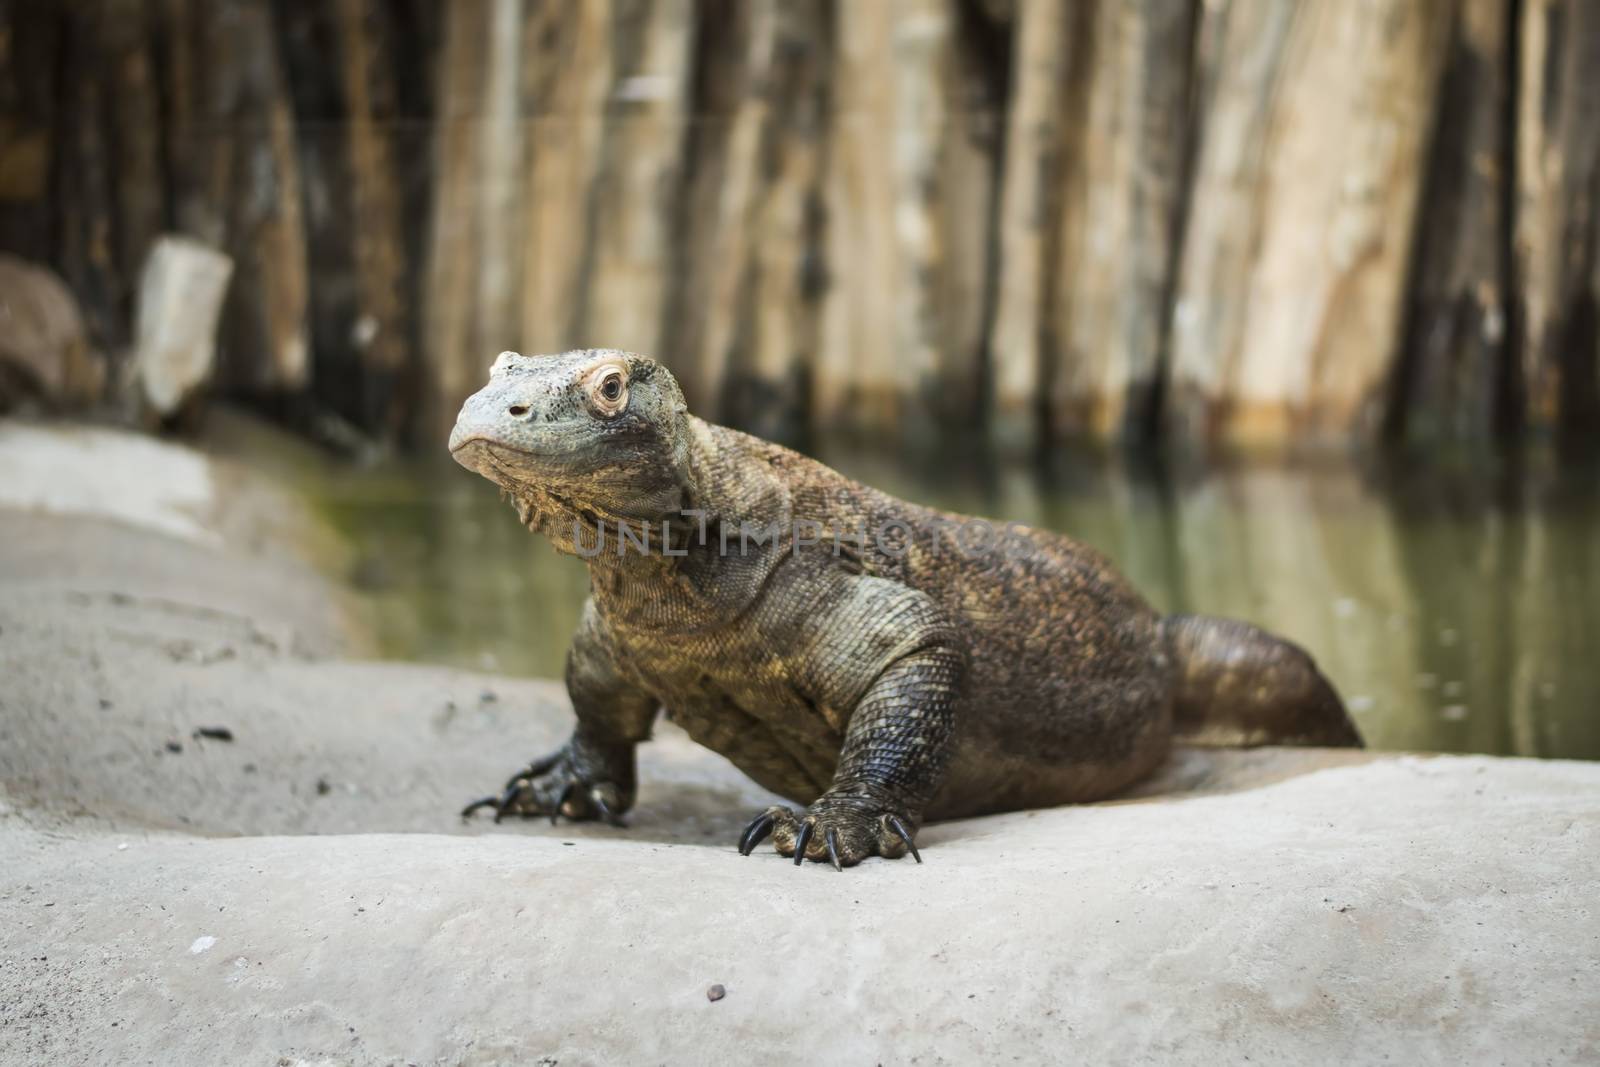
(1162, 614, 1364, 748)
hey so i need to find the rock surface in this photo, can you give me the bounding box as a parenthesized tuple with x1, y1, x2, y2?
(1, 420, 1597, 1065)
(0, 255, 100, 412)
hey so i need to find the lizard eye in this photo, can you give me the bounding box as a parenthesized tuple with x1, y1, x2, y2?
(587, 363, 629, 415)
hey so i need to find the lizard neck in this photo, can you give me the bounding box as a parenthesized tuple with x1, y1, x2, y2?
(513, 417, 793, 630)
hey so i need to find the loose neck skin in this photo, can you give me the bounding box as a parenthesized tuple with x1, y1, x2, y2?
(506, 417, 792, 623)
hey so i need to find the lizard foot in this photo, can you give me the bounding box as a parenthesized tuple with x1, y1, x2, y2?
(460, 746, 631, 826)
(736, 798, 922, 870)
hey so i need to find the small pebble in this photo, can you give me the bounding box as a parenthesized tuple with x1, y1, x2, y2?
(165, 741, 183, 754)
(707, 984, 726, 1002)
(315, 778, 332, 796)
(98, 698, 113, 710)
(479, 689, 498, 704)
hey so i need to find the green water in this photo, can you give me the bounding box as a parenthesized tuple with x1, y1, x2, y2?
(308, 445, 1600, 761)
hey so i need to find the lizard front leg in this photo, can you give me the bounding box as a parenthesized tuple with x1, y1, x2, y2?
(463, 599, 657, 825)
(739, 582, 964, 868)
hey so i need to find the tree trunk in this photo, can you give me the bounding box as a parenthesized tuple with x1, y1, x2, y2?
(275, 0, 424, 442)
(986, 0, 1073, 450)
(421, 0, 499, 429)
(1514, 0, 1600, 444)
(669, 0, 830, 444)
(1390, 0, 1513, 446)
(1049, 0, 1196, 443)
(516, 0, 615, 361)
(575, 0, 695, 359)
(818, 0, 996, 444)
(1168, 0, 1452, 448)
(52, 5, 120, 348)
(7, 0, 1600, 453)
(100, 0, 166, 324)
(0, 1, 64, 264)
(161, 0, 310, 393)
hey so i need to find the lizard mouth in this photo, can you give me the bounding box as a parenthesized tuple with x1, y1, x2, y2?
(451, 440, 590, 508)
(447, 434, 506, 456)
(451, 438, 543, 474)
(448, 420, 594, 459)
(448, 435, 567, 466)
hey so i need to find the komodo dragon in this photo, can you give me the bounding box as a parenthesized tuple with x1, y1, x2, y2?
(450, 349, 1363, 869)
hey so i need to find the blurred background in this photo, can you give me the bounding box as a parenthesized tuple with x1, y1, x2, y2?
(1, 0, 1596, 758)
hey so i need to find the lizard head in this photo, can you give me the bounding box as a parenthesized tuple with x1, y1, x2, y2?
(449, 349, 695, 523)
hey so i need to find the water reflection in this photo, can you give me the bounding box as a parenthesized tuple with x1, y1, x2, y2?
(313, 447, 1600, 761)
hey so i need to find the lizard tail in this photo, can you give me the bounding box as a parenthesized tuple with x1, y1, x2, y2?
(1161, 614, 1364, 748)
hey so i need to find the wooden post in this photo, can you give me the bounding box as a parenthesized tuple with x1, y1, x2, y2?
(1390, 0, 1513, 446)
(668, 0, 830, 442)
(1515, 0, 1600, 443)
(422, 0, 492, 431)
(515, 0, 614, 366)
(574, 0, 695, 360)
(160, 0, 310, 394)
(1168, 0, 1452, 448)
(1049, 0, 1196, 444)
(818, 0, 995, 445)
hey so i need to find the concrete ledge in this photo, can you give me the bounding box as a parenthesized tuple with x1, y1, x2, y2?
(4, 756, 1596, 1065)
(2, 421, 1597, 1065)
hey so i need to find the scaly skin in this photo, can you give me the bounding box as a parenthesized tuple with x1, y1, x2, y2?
(451, 350, 1363, 869)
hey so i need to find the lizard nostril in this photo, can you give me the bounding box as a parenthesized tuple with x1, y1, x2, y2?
(507, 405, 528, 417)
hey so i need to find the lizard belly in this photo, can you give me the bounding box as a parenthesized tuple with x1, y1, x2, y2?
(621, 639, 840, 805)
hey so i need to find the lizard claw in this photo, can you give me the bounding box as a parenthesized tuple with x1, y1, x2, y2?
(460, 795, 499, 818)
(738, 810, 777, 855)
(792, 819, 815, 866)
(550, 781, 576, 825)
(494, 781, 524, 823)
(740, 796, 924, 868)
(462, 743, 635, 828)
(885, 813, 922, 863)
(502, 751, 561, 793)
(589, 786, 627, 827)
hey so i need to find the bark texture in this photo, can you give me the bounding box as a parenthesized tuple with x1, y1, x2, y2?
(1515, 0, 1600, 443)
(2, 0, 1597, 453)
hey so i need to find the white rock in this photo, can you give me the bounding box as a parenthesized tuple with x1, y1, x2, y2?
(132, 237, 234, 416)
